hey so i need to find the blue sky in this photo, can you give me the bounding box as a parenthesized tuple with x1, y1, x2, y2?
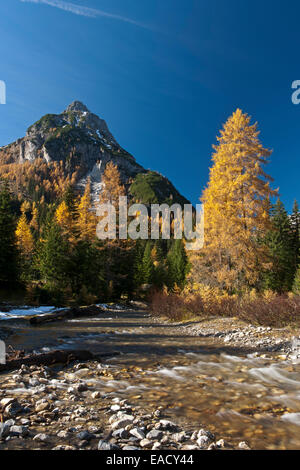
(0, 0, 299, 211)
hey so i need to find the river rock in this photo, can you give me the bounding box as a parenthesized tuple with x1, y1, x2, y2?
(10, 425, 29, 437)
(197, 436, 210, 448)
(152, 442, 162, 450)
(98, 440, 120, 450)
(5, 401, 24, 417)
(198, 429, 214, 440)
(157, 420, 179, 432)
(111, 415, 134, 430)
(140, 438, 152, 448)
(52, 445, 77, 450)
(130, 427, 145, 440)
(33, 433, 50, 442)
(112, 428, 129, 439)
(0, 420, 14, 439)
(76, 383, 88, 392)
(172, 431, 187, 443)
(146, 429, 163, 440)
(35, 401, 50, 412)
(238, 441, 251, 450)
(77, 430, 95, 441)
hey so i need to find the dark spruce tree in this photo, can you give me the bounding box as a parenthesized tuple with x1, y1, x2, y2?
(291, 200, 300, 276)
(36, 217, 71, 290)
(166, 239, 190, 290)
(0, 182, 18, 288)
(263, 200, 295, 293)
(141, 241, 154, 285)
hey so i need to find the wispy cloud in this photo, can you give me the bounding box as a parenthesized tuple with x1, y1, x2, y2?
(20, 0, 151, 29)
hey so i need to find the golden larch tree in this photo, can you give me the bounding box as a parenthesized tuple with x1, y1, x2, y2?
(16, 213, 34, 255)
(55, 200, 74, 241)
(30, 203, 39, 232)
(99, 161, 126, 207)
(77, 179, 97, 240)
(192, 109, 277, 291)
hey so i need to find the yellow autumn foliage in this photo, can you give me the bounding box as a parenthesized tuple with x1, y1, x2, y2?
(192, 109, 277, 292)
(16, 213, 34, 255)
(76, 179, 97, 241)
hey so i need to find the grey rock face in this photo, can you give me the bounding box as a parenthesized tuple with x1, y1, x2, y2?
(1, 101, 143, 197)
(0, 101, 190, 207)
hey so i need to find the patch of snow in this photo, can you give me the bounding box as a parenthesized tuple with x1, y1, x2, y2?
(0, 306, 63, 320)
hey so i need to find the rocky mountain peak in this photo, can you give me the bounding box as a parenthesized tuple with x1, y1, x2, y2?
(0, 102, 191, 207)
(65, 101, 89, 114)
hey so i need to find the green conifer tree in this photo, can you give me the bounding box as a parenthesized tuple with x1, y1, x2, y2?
(36, 218, 70, 288)
(264, 200, 294, 292)
(166, 239, 190, 290)
(141, 241, 154, 285)
(291, 200, 300, 276)
(0, 182, 18, 287)
(293, 266, 300, 294)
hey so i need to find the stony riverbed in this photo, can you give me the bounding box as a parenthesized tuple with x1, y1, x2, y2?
(0, 305, 300, 450)
(0, 360, 250, 451)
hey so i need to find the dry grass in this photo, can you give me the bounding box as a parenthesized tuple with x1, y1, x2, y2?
(150, 289, 300, 327)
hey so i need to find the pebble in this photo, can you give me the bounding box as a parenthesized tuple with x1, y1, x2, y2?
(238, 441, 251, 450)
(98, 440, 120, 450)
(146, 429, 163, 440)
(130, 428, 145, 440)
(33, 433, 50, 442)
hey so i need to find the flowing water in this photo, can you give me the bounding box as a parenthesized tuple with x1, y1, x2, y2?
(2, 308, 300, 450)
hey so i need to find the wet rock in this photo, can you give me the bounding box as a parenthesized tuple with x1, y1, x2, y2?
(77, 430, 95, 441)
(146, 429, 163, 441)
(98, 440, 120, 450)
(20, 418, 30, 426)
(161, 435, 170, 444)
(111, 415, 135, 430)
(0, 398, 15, 408)
(52, 445, 77, 450)
(208, 443, 217, 450)
(29, 378, 40, 387)
(0, 420, 15, 439)
(216, 439, 230, 448)
(111, 404, 121, 412)
(5, 401, 24, 417)
(35, 401, 50, 413)
(123, 445, 140, 450)
(10, 425, 29, 437)
(76, 383, 88, 393)
(197, 436, 210, 448)
(152, 442, 162, 450)
(112, 428, 129, 439)
(197, 429, 214, 441)
(33, 433, 50, 442)
(182, 444, 199, 450)
(130, 428, 145, 440)
(238, 441, 251, 450)
(172, 431, 187, 443)
(57, 430, 70, 438)
(140, 438, 152, 448)
(157, 420, 179, 432)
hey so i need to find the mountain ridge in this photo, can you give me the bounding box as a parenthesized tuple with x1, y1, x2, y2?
(0, 101, 190, 207)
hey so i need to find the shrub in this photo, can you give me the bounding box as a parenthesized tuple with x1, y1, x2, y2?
(150, 287, 300, 327)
